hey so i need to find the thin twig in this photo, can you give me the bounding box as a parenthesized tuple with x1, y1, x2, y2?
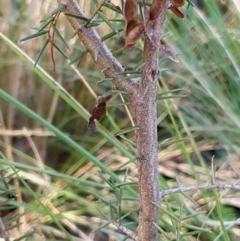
(160, 183, 240, 199)
(57, 0, 133, 93)
(57, 0, 135, 130)
(48, 21, 54, 71)
(48, 11, 61, 72)
(111, 221, 138, 241)
(85, 0, 106, 27)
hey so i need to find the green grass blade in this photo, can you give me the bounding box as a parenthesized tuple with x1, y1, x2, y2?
(0, 89, 136, 196)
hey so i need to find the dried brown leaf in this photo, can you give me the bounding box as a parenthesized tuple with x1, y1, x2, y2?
(170, 0, 185, 7)
(87, 95, 112, 133)
(125, 19, 138, 36)
(170, 6, 184, 18)
(88, 117, 97, 133)
(149, 0, 167, 20)
(124, 21, 145, 49)
(161, 44, 179, 63)
(123, 0, 138, 35)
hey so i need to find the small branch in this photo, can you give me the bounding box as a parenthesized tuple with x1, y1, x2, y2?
(135, 1, 169, 240)
(111, 221, 138, 241)
(85, 0, 106, 27)
(159, 183, 240, 199)
(48, 11, 61, 72)
(57, 0, 134, 95)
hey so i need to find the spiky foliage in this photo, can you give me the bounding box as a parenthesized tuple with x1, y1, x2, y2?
(0, 0, 240, 240)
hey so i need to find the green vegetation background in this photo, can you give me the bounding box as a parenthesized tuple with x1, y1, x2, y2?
(0, 0, 240, 240)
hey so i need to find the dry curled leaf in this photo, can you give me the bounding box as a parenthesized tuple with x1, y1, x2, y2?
(170, 6, 184, 18)
(125, 19, 138, 36)
(124, 21, 145, 49)
(123, 0, 145, 49)
(123, 0, 138, 35)
(87, 95, 112, 133)
(170, 0, 185, 8)
(149, 0, 167, 20)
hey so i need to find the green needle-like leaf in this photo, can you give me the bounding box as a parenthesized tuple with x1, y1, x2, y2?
(19, 30, 48, 42)
(52, 25, 69, 49)
(53, 43, 69, 60)
(97, 11, 118, 33)
(51, 4, 66, 16)
(34, 39, 49, 68)
(64, 12, 88, 21)
(101, 28, 123, 41)
(157, 94, 188, 100)
(38, 18, 54, 32)
(114, 126, 139, 136)
(69, 50, 87, 65)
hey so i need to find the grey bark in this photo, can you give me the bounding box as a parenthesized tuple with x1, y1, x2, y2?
(56, 1, 167, 240)
(133, 7, 167, 241)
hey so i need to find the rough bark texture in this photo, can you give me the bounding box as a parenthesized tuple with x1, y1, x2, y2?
(133, 8, 167, 241)
(56, 1, 167, 240)
(56, 0, 134, 96)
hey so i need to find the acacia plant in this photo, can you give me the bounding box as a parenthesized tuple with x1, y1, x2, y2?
(2, 0, 240, 240)
(17, 0, 185, 240)
(52, 0, 184, 240)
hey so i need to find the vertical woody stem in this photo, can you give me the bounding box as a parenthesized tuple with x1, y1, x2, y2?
(56, 1, 168, 240)
(134, 4, 167, 241)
